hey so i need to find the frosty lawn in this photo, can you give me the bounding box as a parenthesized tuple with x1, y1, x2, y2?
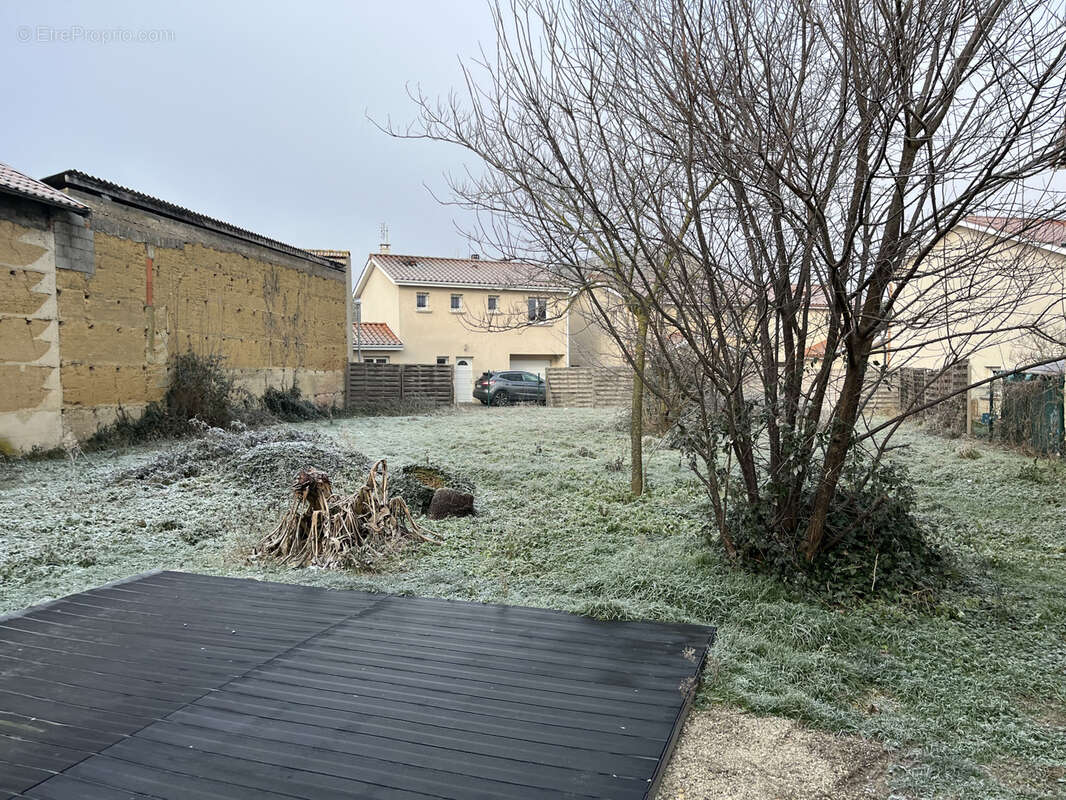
(1, 407, 1063, 799)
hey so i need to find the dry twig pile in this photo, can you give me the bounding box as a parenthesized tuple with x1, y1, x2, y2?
(256, 459, 435, 569)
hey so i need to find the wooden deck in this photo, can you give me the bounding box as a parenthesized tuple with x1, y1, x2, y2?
(0, 571, 714, 799)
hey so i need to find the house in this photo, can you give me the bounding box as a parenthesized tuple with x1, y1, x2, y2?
(353, 250, 571, 401)
(895, 215, 1066, 423)
(0, 162, 349, 452)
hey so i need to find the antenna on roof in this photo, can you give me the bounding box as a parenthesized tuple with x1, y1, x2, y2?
(379, 223, 390, 254)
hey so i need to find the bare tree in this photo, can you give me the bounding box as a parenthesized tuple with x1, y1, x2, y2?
(398, 0, 1066, 570)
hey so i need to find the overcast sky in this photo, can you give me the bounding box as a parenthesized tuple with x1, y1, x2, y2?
(0, 0, 495, 266)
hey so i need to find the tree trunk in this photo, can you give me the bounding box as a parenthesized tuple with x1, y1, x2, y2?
(802, 339, 872, 560)
(629, 311, 648, 496)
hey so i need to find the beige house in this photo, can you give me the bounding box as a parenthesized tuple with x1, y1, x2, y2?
(353, 251, 571, 401)
(895, 216, 1066, 420)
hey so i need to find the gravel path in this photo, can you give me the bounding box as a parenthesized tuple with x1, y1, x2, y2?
(657, 707, 891, 800)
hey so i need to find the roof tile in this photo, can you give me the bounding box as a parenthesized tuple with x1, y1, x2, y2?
(352, 322, 403, 348)
(966, 216, 1066, 249)
(0, 162, 89, 214)
(370, 253, 566, 290)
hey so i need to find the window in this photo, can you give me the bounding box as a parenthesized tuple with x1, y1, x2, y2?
(450, 293, 463, 312)
(487, 295, 499, 312)
(528, 297, 547, 322)
(416, 292, 429, 310)
(436, 356, 448, 365)
(522, 372, 541, 382)
(363, 356, 389, 364)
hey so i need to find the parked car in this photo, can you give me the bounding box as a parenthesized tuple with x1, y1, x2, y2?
(474, 370, 546, 405)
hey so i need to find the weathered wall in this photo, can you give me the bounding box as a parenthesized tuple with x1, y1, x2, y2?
(55, 191, 347, 440)
(0, 199, 63, 453)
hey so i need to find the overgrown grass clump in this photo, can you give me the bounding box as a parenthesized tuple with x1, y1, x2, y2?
(262, 385, 327, 422)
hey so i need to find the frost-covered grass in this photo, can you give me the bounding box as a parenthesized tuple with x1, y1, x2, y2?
(1, 407, 1063, 799)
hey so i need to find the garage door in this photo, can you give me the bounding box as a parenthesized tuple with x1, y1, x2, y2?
(509, 356, 553, 378)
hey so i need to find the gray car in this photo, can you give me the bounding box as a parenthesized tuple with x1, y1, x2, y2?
(473, 370, 546, 405)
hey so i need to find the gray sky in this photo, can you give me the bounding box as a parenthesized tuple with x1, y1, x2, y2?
(0, 0, 494, 265)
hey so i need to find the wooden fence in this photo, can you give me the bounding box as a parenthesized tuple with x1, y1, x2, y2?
(864, 371, 900, 414)
(346, 363, 454, 408)
(897, 359, 970, 433)
(545, 367, 633, 408)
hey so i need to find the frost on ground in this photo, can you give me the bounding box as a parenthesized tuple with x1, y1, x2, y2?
(0, 423, 372, 608)
(0, 406, 1063, 800)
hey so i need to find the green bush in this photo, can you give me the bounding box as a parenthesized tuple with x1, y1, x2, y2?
(262, 384, 324, 421)
(724, 455, 949, 602)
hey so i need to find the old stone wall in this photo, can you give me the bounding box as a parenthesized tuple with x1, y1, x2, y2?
(0, 187, 348, 450)
(0, 198, 63, 453)
(55, 191, 347, 439)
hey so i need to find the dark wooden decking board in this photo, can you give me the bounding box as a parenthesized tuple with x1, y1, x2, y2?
(1, 570, 713, 799)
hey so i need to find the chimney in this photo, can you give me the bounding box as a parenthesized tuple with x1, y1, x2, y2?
(470, 253, 480, 260)
(379, 223, 390, 254)
(380, 243, 391, 254)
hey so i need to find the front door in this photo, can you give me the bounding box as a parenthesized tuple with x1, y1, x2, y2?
(454, 358, 473, 402)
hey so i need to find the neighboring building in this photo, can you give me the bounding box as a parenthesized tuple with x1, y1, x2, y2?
(0, 163, 91, 453)
(567, 289, 630, 368)
(354, 251, 571, 401)
(893, 216, 1066, 422)
(0, 162, 349, 452)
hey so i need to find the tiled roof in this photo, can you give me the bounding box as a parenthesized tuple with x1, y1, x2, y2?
(965, 216, 1066, 249)
(308, 249, 350, 260)
(369, 253, 567, 290)
(0, 162, 89, 214)
(40, 170, 344, 271)
(805, 339, 828, 358)
(353, 322, 404, 349)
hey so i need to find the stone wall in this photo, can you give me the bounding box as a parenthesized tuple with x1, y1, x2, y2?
(0, 187, 349, 449)
(56, 190, 348, 440)
(0, 198, 63, 453)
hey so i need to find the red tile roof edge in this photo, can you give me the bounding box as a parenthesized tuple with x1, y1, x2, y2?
(0, 162, 90, 214)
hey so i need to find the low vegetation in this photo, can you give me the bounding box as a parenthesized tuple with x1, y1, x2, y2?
(84, 352, 330, 449)
(1, 408, 1062, 799)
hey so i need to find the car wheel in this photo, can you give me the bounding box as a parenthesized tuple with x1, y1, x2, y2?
(491, 391, 510, 406)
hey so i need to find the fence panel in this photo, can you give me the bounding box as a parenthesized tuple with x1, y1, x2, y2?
(346, 363, 453, 409)
(401, 364, 455, 406)
(989, 373, 1064, 454)
(546, 367, 633, 408)
(897, 360, 970, 433)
